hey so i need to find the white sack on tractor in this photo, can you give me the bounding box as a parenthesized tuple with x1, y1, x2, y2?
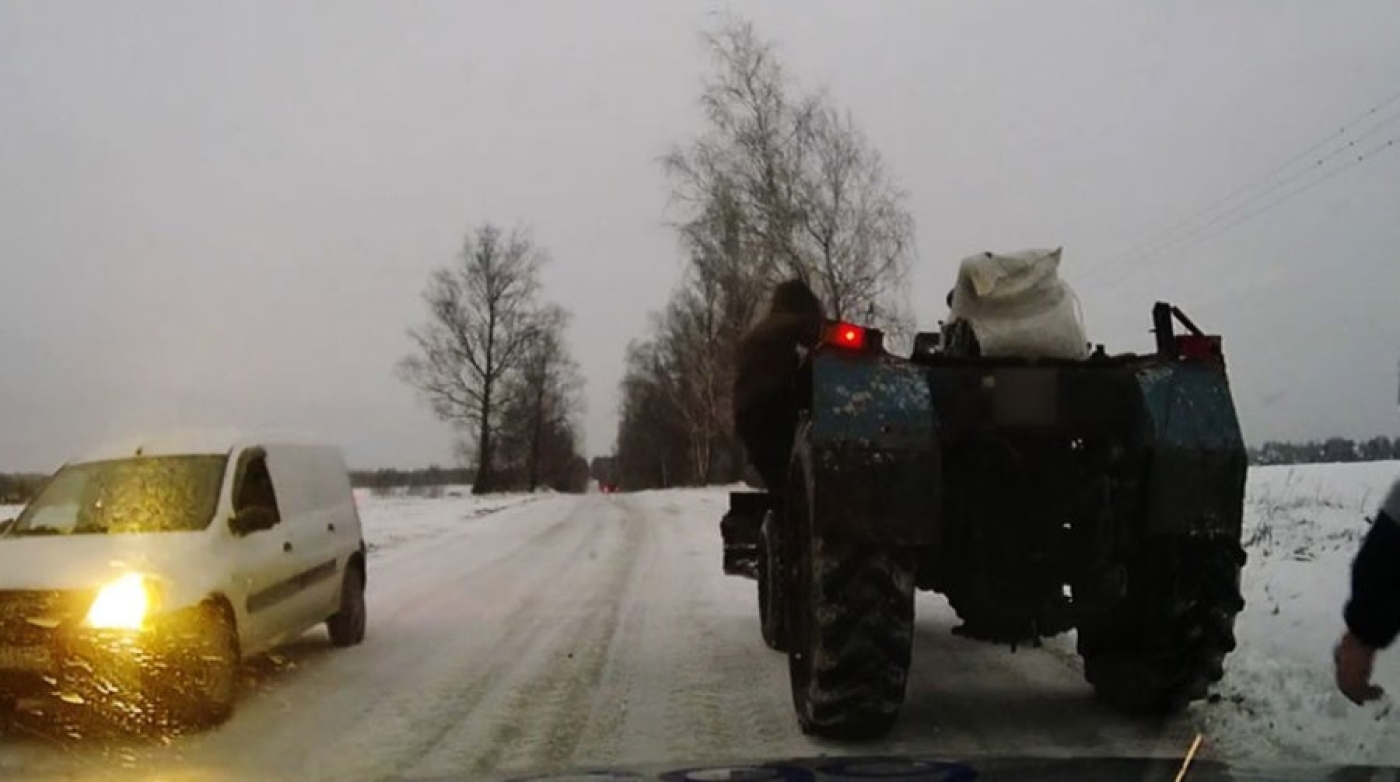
(948, 247, 1089, 360)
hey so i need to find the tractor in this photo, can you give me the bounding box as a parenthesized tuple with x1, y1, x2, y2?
(720, 300, 1247, 739)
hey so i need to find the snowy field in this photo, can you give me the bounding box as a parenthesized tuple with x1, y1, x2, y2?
(0, 464, 1398, 778)
(351, 486, 543, 558)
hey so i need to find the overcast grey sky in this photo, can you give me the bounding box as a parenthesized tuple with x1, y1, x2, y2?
(2, 1, 1399, 471)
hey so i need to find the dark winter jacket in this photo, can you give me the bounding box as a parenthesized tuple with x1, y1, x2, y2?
(732, 281, 825, 426)
(1345, 479, 1400, 649)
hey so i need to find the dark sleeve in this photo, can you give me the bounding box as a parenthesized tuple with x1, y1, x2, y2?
(796, 315, 825, 348)
(1344, 510, 1400, 649)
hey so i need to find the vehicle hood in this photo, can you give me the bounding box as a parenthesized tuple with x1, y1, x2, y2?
(0, 532, 214, 594)
(427, 754, 1395, 781)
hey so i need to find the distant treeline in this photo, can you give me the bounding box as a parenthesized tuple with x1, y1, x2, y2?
(1250, 437, 1400, 466)
(350, 461, 590, 494)
(348, 467, 475, 491)
(0, 474, 46, 505)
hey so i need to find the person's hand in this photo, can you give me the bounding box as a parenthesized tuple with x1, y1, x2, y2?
(1335, 630, 1385, 705)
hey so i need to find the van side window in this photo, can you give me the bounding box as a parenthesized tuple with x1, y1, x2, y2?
(235, 454, 282, 525)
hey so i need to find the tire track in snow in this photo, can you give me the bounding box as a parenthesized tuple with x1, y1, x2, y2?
(360, 499, 609, 780)
(585, 492, 804, 769)
(886, 597, 1197, 759)
(412, 498, 649, 776)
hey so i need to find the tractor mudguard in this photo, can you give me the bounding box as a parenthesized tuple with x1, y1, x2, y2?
(1135, 362, 1247, 537)
(806, 349, 941, 545)
(721, 491, 770, 579)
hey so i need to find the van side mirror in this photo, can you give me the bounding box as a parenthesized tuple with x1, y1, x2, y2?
(230, 506, 279, 536)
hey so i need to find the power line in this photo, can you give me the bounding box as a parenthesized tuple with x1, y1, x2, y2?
(1080, 86, 1400, 283)
(1109, 105, 1400, 269)
(1104, 135, 1398, 280)
(1092, 135, 1399, 290)
(1088, 89, 1400, 275)
(1095, 135, 1399, 288)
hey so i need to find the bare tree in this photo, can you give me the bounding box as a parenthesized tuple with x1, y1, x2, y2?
(614, 339, 691, 489)
(662, 16, 913, 332)
(398, 223, 544, 494)
(655, 281, 734, 483)
(610, 271, 750, 489)
(497, 305, 584, 492)
(793, 105, 914, 329)
(618, 15, 916, 488)
(520, 306, 569, 492)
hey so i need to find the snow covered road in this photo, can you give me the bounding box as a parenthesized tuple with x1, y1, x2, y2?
(2, 465, 1399, 779)
(0, 488, 1202, 781)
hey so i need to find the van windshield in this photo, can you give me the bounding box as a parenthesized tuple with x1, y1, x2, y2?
(7, 455, 227, 535)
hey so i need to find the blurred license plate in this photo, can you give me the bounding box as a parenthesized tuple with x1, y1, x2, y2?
(0, 646, 50, 670)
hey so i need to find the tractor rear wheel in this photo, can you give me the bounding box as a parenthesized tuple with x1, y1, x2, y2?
(785, 422, 915, 739)
(1077, 536, 1245, 714)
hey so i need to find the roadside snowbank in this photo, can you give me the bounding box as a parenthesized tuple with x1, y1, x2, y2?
(355, 490, 543, 557)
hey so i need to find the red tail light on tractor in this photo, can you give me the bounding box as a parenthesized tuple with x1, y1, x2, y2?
(823, 321, 883, 353)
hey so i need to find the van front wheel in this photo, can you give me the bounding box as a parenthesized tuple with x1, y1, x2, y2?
(328, 565, 367, 647)
(157, 602, 239, 730)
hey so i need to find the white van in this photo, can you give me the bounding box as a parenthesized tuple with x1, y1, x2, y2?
(0, 431, 367, 727)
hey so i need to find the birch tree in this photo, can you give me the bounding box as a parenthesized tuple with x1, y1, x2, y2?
(398, 224, 544, 494)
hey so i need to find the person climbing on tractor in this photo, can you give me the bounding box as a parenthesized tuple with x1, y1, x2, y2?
(732, 279, 826, 493)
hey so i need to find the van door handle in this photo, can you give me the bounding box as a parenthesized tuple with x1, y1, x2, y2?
(283, 541, 294, 553)
(327, 523, 336, 532)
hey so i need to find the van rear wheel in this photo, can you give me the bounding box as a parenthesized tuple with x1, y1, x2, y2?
(328, 565, 367, 647)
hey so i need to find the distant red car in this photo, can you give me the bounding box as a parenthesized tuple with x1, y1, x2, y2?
(599, 482, 619, 494)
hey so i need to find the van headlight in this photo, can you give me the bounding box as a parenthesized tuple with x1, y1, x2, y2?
(85, 574, 160, 630)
